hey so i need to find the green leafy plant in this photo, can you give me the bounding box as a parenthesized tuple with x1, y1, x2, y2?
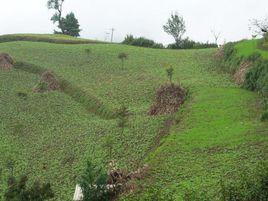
(79, 161, 109, 201)
(166, 67, 174, 84)
(118, 53, 128, 68)
(117, 105, 130, 136)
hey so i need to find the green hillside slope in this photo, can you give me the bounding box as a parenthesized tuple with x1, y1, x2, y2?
(0, 36, 267, 200)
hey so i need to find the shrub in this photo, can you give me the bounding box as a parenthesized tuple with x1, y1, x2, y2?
(117, 105, 130, 135)
(122, 35, 164, 49)
(80, 161, 109, 201)
(118, 53, 128, 68)
(167, 38, 217, 49)
(261, 110, 268, 121)
(244, 59, 268, 94)
(5, 175, 54, 201)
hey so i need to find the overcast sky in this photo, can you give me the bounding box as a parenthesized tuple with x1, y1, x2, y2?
(1, 0, 267, 44)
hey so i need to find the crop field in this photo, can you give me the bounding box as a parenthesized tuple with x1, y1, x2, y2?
(0, 36, 267, 200)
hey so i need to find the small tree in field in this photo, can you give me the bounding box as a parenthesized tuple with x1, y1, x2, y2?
(85, 48, 92, 61)
(163, 13, 186, 47)
(103, 134, 114, 160)
(61, 12, 81, 37)
(80, 161, 109, 201)
(117, 105, 130, 136)
(166, 67, 174, 84)
(118, 53, 128, 68)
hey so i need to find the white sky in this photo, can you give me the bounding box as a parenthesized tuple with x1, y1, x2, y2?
(1, 0, 268, 44)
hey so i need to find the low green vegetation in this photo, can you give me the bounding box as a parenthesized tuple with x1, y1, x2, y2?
(0, 34, 267, 200)
(235, 39, 268, 59)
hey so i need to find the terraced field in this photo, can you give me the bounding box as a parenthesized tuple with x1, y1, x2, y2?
(0, 35, 267, 200)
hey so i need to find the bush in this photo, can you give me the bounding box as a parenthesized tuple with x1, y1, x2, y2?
(122, 35, 164, 49)
(261, 110, 268, 121)
(167, 38, 217, 49)
(5, 175, 54, 201)
(79, 161, 110, 201)
(244, 59, 268, 94)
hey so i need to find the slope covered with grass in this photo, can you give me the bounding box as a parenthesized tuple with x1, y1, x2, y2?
(0, 35, 267, 200)
(235, 39, 268, 59)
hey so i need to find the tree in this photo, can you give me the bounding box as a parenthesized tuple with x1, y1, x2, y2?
(62, 12, 81, 37)
(5, 175, 54, 201)
(211, 29, 221, 46)
(47, 0, 65, 34)
(163, 13, 186, 46)
(117, 105, 130, 136)
(79, 161, 109, 201)
(47, 0, 81, 37)
(249, 17, 268, 36)
(118, 53, 128, 68)
(166, 67, 174, 84)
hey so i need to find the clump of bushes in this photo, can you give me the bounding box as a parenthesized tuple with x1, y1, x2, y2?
(118, 53, 128, 68)
(5, 175, 54, 201)
(168, 38, 217, 49)
(122, 35, 164, 49)
(244, 59, 268, 96)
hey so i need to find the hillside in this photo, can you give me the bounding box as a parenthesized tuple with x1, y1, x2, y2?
(0, 35, 267, 200)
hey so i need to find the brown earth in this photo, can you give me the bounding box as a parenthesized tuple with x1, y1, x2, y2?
(149, 84, 186, 116)
(0, 53, 14, 70)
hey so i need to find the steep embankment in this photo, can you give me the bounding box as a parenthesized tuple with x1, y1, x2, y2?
(0, 36, 267, 200)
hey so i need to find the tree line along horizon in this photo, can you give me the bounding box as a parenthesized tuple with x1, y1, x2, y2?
(46, 0, 216, 49)
(46, 0, 268, 49)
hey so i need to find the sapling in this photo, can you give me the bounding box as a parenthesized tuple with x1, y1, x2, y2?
(117, 105, 130, 136)
(166, 67, 174, 84)
(85, 48, 91, 61)
(103, 134, 114, 160)
(118, 53, 128, 68)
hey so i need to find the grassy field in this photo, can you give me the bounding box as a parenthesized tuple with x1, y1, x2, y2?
(0, 36, 267, 200)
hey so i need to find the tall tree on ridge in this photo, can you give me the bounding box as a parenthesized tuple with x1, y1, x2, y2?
(163, 12, 186, 47)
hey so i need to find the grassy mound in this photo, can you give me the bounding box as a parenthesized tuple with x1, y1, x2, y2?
(0, 34, 104, 44)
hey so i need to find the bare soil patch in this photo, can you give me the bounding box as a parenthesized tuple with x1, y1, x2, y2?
(33, 71, 61, 93)
(149, 84, 186, 116)
(0, 53, 14, 70)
